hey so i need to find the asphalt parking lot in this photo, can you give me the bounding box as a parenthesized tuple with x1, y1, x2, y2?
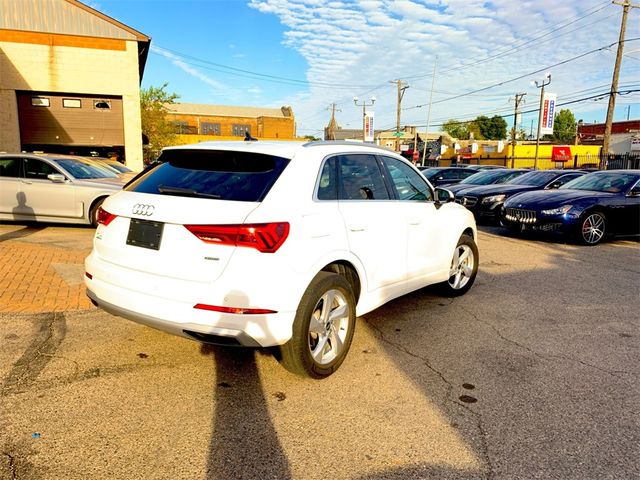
(0, 223, 638, 480)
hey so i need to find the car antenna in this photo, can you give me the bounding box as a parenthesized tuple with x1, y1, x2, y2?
(244, 131, 258, 142)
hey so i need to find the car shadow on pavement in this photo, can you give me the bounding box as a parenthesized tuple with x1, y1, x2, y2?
(200, 344, 292, 480)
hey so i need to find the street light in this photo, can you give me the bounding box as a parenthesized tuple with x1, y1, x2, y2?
(354, 96, 376, 142)
(532, 72, 551, 170)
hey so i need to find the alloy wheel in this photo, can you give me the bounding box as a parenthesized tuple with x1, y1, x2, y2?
(448, 244, 475, 290)
(581, 213, 605, 245)
(307, 289, 350, 365)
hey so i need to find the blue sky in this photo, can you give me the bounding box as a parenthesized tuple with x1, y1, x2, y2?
(89, 0, 640, 138)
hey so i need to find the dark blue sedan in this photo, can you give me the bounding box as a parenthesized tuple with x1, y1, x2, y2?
(502, 170, 640, 245)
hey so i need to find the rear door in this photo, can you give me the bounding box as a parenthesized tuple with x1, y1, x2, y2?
(0, 157, 22, 215)
(335, 154, 407, 293)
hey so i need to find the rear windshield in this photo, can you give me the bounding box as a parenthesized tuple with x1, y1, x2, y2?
(125, 149, 290, 202)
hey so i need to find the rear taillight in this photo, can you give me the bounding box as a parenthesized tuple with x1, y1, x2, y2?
(97, 207, 117, 226)
(184, 222, 289, 253)
(194, 303, 277, 315)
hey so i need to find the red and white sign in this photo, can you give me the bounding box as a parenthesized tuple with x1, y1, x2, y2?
(551, 145, 572, 162)
(364, 111, 374, 142)
(539, 93, 557, 135)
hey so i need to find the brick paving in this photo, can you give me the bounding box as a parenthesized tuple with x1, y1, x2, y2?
(0, 225, 94, 313)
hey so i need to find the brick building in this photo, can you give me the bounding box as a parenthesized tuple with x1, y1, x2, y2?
(166, 103, 296, 141)
(578, 119, 640, 154)
(0, 0, 149, 170)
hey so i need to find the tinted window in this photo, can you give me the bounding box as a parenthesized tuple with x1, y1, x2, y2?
(550, 173, 582, 188)
(560, 172, 640, 193)
(0, 158, 21, 178)
(317, 157, 338, 200)
(126, 149, 289, 202)
(336, 154, 389, 200)
(382, 157, 433, 201)
(509, 171, 559, 186)
(24, 158, 59, 179)
(52, 158, 118, 179)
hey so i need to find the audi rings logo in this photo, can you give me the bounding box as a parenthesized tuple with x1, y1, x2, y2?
(132, 204, 155, 216)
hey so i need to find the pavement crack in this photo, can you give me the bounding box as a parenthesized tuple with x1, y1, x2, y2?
(1, 313, 66, 397)
(460, 305, 636, 380)
(2, 451, 17, 480)
(364, 317, 494, 479)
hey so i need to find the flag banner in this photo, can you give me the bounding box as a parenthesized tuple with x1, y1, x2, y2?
(539, 93, 557, 135)
(364, 111, 374, 142)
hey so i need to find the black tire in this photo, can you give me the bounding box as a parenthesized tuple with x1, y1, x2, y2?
(576, 211, 606, 245)
(438, 234, 479, 297)
(89, 198, 105, 227)
(279, 272, 356, 379)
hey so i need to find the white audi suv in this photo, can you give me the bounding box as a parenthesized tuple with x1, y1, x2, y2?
(85, 141, 478, 378)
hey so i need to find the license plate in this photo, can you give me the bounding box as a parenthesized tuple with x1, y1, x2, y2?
(126, 218, 164, 250)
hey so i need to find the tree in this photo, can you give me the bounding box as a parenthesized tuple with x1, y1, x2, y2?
(475, 115, 507, 140)
(443, 119, 469, 140)
(552, 109, 577, 144)
(140, 83, 180, 163)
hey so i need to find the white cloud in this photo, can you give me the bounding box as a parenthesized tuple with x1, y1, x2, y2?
(249, 0, 639, 136)
(151, 46, 227, 91)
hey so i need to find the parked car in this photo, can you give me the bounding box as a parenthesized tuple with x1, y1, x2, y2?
(447, 169, 529, 195)
(89, 157, 137, 181)
(85, 141, 479, 378)
(502, 170, 640, 245)
(0, 153, 126, 226)
(455, 170, 586, 223)
(420, 166, 481, 186)
(473, 165, 507, 170)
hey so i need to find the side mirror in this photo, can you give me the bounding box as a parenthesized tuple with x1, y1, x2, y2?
(628, 187, 640, 197)
(548, 181, 562, 189)
(434, 187, 454, 205)
(47, 173, 66, 183)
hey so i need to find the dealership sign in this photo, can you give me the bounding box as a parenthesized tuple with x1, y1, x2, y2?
(364, 111, 374, 142)
(539, 93, 557, 135)
(551, 145, 572, 162)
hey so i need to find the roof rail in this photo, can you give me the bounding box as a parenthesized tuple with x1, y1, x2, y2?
(302, 140, 396, 153)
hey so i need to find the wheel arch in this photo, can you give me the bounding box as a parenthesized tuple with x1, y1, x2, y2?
(320, 260, 362, 303)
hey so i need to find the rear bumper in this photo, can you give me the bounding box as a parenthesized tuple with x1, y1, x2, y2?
(86, 289, 264, 347)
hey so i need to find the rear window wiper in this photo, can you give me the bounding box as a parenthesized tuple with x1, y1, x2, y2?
(157, 185, 221, 199)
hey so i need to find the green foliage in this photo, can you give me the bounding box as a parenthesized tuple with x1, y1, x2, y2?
(475, 115, 507, 140)
(443, 116, 507, 141)
(304, 135, 320, 141)
(443, 119, 469, 140)
(553, 109, 577, 144)
(140, 83, 180, 163)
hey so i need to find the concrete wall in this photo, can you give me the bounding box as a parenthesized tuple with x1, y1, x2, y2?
(0, 32, 144, 170)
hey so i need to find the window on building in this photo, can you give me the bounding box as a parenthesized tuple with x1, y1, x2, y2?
(31, 97, 50, 107)
(94, 100, 111, 110)
(172, 121, 189, 134)
(63, 99, 82, 108)
(201, 122, 221, 135)
(232, 124, 251, 137)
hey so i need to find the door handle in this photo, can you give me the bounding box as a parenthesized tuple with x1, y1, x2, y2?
(408, 218, 422, 225)
(349, 226, 366, 232)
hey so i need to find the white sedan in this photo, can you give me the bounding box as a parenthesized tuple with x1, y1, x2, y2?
(85, 141, 478, 378)
(0, 153, 126, 226)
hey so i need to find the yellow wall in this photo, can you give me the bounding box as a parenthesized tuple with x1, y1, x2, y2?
(166, 112, 296, 140)
(440, 143, 601, 169)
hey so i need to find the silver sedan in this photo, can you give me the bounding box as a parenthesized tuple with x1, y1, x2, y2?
(0, 153, 127, 226)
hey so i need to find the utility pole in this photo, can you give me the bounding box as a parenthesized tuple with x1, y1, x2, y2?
(602, 0, 639, 168)
(390, 79, 409, 151)
(353, 96, 376, 142)
(510, 93, 526, 168)
(533, 72, 551, 170)
(422, 57, 438, 164)
(325, 103, 341, 140)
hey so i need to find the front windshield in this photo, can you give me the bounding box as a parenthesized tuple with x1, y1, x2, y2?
(53, 158, 119, 179)
(560, 172, 639, 193)
(459, 170, 509, 185)
(508, 171, 558, 187)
